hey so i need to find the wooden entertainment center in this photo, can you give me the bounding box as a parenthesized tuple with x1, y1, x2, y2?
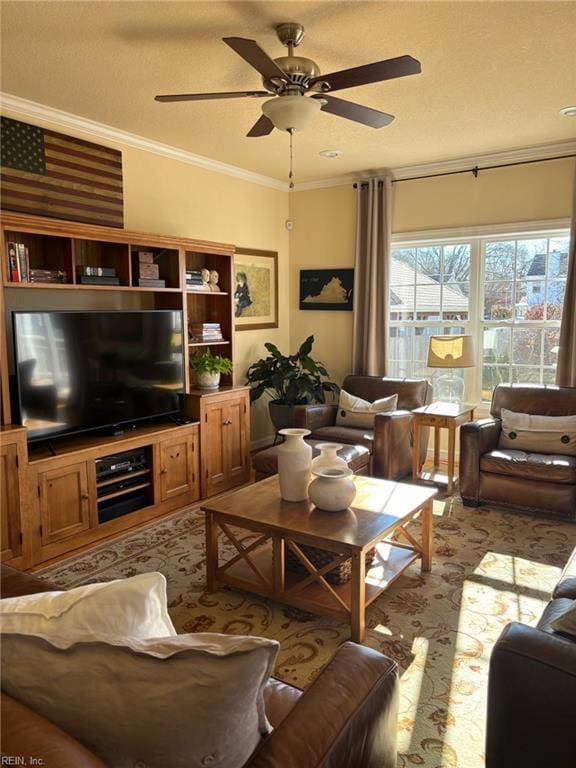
(0, 212, 251, 570)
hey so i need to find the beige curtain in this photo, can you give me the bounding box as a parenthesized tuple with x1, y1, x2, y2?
(352, 177, 393, 375)
(556, 160, 576, 387)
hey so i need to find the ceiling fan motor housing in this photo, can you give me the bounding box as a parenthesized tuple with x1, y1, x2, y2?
(263, 55, 321, 92)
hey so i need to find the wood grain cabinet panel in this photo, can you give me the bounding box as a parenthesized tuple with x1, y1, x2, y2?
(186, 387, 251, 499)
(38, 462, 92, 545)
(0, 443, 21, 561)
(226, 396, 249, 485)
(159, 434, 198, 502)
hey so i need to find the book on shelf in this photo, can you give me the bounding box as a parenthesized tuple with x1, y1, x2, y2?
(6, 241, 19, 282)
(29, 269, 68, 284)
(78, 275, 121, 285)
(78, 265, 117, 277)
(16, 243, 30, 282)
(135, 278, 166, 288)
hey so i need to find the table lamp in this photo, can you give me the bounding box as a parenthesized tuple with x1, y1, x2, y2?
(427, 334, 476, 403)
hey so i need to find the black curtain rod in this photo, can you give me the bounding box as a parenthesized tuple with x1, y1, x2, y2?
(353, 153, 576, 187)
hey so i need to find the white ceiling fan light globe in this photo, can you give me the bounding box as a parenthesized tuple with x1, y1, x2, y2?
(261, 95, 326, 132)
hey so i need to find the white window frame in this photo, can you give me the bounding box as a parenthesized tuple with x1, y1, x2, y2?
(390, 219, 570, 409)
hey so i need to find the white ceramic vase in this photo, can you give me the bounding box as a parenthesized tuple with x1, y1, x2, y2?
(311, 443, 347, 473)
(277, 428, 312, 502)
(308, 467, 357, 512)
(196, 371, 220, 389)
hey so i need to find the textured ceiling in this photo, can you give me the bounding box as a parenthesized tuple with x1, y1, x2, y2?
(1, 1, 576, 183)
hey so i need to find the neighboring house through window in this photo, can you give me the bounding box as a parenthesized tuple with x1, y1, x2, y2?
(389, 227, 570, 403)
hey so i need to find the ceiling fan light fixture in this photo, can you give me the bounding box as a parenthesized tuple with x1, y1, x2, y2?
(262, 95, 325, 132)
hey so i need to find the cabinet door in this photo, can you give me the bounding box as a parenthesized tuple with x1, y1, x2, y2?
(0, 444, 21, 561)
(203, 399, 228, 497)
(38, 463, 92, 545)
(226, 396, 250, 486)
(159, 435, 196, 501)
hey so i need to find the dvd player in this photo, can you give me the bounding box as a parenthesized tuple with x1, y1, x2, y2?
(96, 448, 149, 480)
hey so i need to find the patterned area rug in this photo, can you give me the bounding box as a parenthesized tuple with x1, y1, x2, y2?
(40, 495, 574, 768)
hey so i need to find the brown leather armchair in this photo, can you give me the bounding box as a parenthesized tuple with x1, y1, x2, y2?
(0, 564, 399, 768)
(459, 384, 576, 518)
(293, 376, 432, 480)
(486, 546, 576, 768)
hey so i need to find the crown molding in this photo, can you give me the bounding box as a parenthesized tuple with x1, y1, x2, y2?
(2, 93, 575, 196)
(293, 140, 576, 192)
(0, 92, 288, 192)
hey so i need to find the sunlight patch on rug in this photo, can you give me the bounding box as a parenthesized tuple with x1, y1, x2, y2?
(39, 496, 574, 768)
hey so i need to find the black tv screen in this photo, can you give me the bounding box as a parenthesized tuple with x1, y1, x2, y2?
(13, 310, 184, 442)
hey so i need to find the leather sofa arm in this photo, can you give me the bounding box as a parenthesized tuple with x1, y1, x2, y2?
(372, 410, 414, 480)
(459, 418, 501, 505)
(293, 403, 338, 432)
(486, 623, 576, 768)
(248, 642, 399, 768)
(0, 693, 107, 768)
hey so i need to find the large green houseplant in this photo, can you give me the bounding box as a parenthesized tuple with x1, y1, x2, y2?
(246, 335, 340, 430)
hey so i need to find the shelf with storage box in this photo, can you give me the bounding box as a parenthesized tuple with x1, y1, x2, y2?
(185, 249, 234, 387)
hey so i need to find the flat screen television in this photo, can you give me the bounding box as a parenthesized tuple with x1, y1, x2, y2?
(12, 310, 185, 442)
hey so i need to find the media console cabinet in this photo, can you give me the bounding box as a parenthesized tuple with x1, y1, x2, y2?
(0, 212, 251, 569)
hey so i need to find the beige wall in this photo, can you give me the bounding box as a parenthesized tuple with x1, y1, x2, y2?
(2, 109, 290, 444)
(289, 159, 576, 388)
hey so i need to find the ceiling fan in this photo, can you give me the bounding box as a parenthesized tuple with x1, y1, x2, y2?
(155, 22, 422, 137)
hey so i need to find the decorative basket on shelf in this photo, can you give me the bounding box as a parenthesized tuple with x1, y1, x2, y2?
(284, 544, 376, 586)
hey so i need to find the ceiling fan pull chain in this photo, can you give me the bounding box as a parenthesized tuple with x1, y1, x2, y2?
(289, 128, 295, 189)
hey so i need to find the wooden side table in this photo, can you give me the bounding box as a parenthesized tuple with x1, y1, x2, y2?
(412, 402, 475, 496)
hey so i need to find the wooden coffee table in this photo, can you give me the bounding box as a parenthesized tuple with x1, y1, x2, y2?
(202, 475, 436, 642)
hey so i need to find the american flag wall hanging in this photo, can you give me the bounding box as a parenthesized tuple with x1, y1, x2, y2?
(0, 117, 124, 228)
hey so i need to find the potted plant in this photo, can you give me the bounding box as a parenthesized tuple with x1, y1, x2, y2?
(246, 335, 340, 430)
(190, 350, 233, 389)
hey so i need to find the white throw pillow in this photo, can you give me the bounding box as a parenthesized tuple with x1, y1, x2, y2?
(336, 390, 398, 429)
(550, 601, 576, 639)
(0, 571, 176, 640)
(1, 631, 279, 768)
(498, 408, 576, 457)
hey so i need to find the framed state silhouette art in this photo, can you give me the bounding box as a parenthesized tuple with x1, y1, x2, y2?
(299, 269, 354, 311)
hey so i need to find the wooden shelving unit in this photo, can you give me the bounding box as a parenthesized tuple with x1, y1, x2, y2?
(0, 211, 250, 569)
(0, 211, 236, 423)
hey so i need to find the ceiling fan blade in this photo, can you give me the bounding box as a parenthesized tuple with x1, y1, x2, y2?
(223, 37, 288, 82)
(310, 55, 421, 93)
(246, 114, 274, 138)
(314, 94, 394, 128)
(155, 90, 269, 103)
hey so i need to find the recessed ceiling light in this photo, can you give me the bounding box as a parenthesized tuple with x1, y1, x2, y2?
(560, 106, 576, 117)
(319, 149, 343, 158)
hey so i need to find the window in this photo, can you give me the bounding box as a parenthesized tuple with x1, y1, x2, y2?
(389, 228, 570, 402)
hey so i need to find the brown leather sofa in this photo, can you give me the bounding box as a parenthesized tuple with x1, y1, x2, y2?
(486, 545, 576, 768)
(293, 376, 432, 480)
(459, 384, 576, 518)
(0, 564, 399, 768)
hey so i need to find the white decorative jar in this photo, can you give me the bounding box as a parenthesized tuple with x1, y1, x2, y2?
(311, 443, 347, 473)
(309, 467, 357, 512)
(277, 428, 312, 502)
